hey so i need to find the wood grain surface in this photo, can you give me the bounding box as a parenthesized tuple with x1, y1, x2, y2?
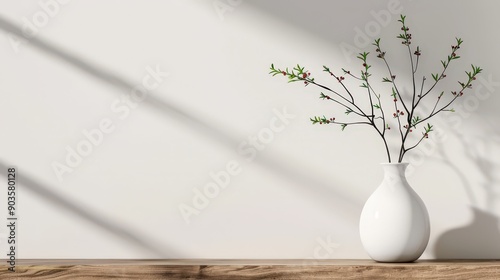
(1, 259, 499, 279)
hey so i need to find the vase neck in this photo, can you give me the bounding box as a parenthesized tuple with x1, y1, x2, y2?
(381, 163, 409, 186)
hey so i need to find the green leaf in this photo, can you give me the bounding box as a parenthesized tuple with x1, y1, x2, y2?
(432, 73, 439, 81)
(426, 123, 434, 133)
(391, 87, 397, 98)
(472, 64, 482, 74)
(411, 116, 421, 128)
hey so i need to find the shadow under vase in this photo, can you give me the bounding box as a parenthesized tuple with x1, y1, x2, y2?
(434, 207, 500, 259)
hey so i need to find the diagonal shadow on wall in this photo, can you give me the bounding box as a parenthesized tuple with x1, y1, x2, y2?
(0, 16, 361, 231)
(0, 160, 181, 258)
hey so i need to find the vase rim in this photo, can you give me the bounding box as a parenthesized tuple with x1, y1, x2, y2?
(380, 162, 409, 166)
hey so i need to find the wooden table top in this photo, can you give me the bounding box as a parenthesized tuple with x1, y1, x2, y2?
(1, 259, 499, 279)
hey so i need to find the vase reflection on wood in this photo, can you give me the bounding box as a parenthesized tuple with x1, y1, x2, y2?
(359, 163, 430, 262)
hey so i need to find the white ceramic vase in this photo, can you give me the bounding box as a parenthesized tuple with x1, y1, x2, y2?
(359, 163, 430, 262)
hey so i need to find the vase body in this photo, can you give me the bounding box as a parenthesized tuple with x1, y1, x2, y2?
(359, 163, 430, 262)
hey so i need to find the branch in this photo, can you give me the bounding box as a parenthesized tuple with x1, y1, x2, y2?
(374, 42, 411, 115)
(319, 92, 365, 118)
(415, 38, 463, 107)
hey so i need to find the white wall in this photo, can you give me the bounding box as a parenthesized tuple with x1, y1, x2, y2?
(0, 0, 499, 259)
